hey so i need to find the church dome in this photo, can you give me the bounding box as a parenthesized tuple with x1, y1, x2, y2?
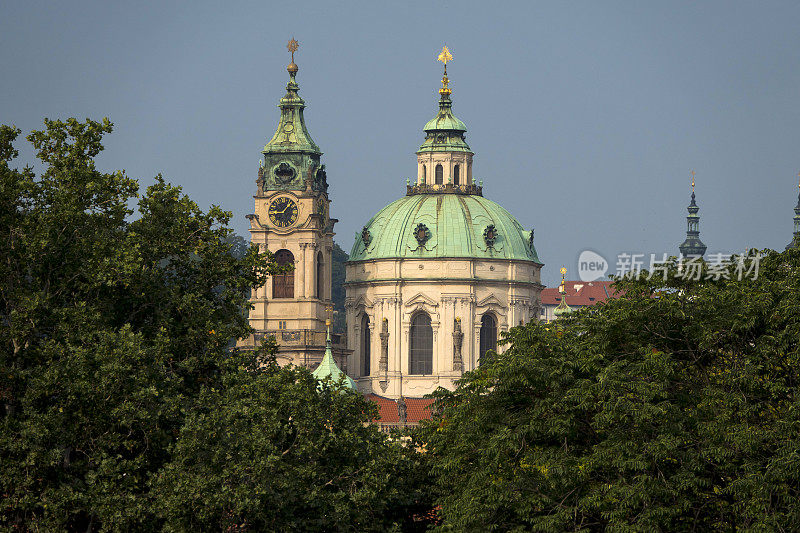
(349, 193, 540, 263)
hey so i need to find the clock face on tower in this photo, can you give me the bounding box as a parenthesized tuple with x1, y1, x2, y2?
(268, 197, 299, 228)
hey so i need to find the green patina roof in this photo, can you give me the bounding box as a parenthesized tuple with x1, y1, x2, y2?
(263, 68, 320, 155)
(553, 295, 573, 316)
(350, 193, 540, 262)
(312, 328, 356, 390)
(418, 93, 471, 154)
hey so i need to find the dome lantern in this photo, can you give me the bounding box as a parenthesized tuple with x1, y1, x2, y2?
(414, 47, 475, 193)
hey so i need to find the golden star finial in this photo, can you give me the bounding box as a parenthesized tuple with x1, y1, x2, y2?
(437, 46, 453, 65)
(691, 170, 696, 192)
(287, 38, 299, 63)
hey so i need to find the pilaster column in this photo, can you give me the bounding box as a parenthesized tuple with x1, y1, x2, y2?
(298, 243, 308, 299)
(305, 243, 316, 300)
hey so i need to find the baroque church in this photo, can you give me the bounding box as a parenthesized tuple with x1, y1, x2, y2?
(240, 41, 800, 404)
(241, 43, 543, 400)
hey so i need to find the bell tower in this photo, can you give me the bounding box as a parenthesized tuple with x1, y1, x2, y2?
(242, 40, 347, 368)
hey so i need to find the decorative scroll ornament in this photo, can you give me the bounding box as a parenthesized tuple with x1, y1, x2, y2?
(361, 226, 372, 247)
(483, 224, 498, 247)
(274, 162, 296, 184)
(414, 223, 430, 246)
(529, 229, 535, 249)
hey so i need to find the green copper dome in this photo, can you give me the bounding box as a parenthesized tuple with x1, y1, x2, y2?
(350, 193, 539, 263)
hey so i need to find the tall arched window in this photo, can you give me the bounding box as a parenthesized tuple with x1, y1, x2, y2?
(453, 164, 460, 185)
(435, 164, 443, 185)
(361, 314, 370, 376)
(316, 251, 324, 299)
(422, 165, 426, 184)
(273, 249, 294, 299)
(479, 314, 497, 365)
(409, 313, 433, 375)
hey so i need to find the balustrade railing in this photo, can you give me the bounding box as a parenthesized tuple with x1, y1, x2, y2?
(406, 182, 482, 196)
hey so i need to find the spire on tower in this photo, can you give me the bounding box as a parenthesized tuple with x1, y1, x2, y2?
(417, 47, 471, 154)
(262, 38, 320, 158)
(553, 267, 573, 317)
(437, 46, 453, 96)
(312, 319, 356, 390)
(679, 170, 707, 258)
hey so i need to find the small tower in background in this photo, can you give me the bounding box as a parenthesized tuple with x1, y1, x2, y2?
(553, 267, 572, 318)
(679, 171, 707, 258)
(785, 173, 800, 250)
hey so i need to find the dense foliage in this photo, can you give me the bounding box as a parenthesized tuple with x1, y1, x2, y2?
(420, 252, 800, 531)
(0, 119, 429, 531)
(7, 116, 799, 532)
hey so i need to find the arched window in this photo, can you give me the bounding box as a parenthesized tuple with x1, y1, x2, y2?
(409, 313, 433, 375)
(361, 314, 370, 376)
(435, 164, 443, 185)
(479, 314, 497, 365)
(453, 164, 460, 185)
(316, 251, 324, 299)
(422, 165, 426, 184)
(272, 249, 294, 299)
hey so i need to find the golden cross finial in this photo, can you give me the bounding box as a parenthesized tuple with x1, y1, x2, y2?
(287, 38, 299, 63)
(691, 170, 695, 192)
(437, 46, 453, 65)
(437, 46, 453, 95)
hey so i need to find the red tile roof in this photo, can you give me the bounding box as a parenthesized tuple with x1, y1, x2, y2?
(541, 280, 621, 306)
(364, 393, 434, 425)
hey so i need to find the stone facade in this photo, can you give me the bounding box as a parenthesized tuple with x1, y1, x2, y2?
(345, 257, 541, 397)
(239, 56, 349, 370)
(345, 67, 543, 399)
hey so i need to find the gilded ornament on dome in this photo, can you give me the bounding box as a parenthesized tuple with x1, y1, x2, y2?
(361, 227, 372, 247)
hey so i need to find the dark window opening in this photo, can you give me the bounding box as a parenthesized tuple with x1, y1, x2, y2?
(316, 251, 324, 299)
(273, 249, 294, 299)
(361, 314, 370, 376)
(409, 313, 433, 375)
(479, 314, 497, 365)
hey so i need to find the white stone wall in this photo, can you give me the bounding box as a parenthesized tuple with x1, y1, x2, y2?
(417, 152, 474, 185)
(345, 257, 542, 399)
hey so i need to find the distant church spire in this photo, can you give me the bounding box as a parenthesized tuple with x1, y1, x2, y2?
(679, 171, 707, 258)
(553, 267, 572, 317)
(312, 320, 356, 390)
(786, 172, 800, 250)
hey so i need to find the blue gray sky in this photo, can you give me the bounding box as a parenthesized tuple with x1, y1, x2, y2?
(2, 1, 799, 286)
